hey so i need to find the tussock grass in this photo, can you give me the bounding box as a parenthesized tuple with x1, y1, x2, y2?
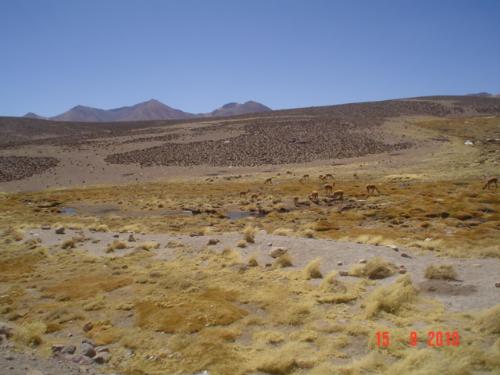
(13, 322, 46, 347)
(106, 239, 127, 252)
(476, 304, 500, 334)
(61, 238, 76, 249)
(350, 257, 396, 279)
(274, 254, 293, 268)
(243, 225, 256, 243)
(424, 264, 458, 280)
(304, 258, 322, 279)
(138, 241, 159, 251)
(365, 275, 418, 318)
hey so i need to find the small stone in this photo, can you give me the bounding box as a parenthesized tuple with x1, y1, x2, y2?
(82, 322, 93, 332)
(113, 234, 119, 238)
(269, 247, 288, 258)
(55, 227, 65, 235)
(41, 224, 51, 230)
(401, 253, 412, 258)
(51, 344, 64, 354)
(81, 343, 96, 358)
(207, 238, 220, 245)
(265, 263, 272, 268)
(128, 233, 136, 242)
(0, 325, 13, 338)
(72, 355, 92, 365)
(339, 271, 349, 276)
(359, 259, 367, 264)
(495, 282, 500, 288)
(388, 245, 399, 252)
(61, 345, 76, 355)
(82, 339, 96, 347)
(267, 242, 273, 247)
(93, 352, 110, 364)
(337, 261, 343, 266)
(5, 355, 14, 360)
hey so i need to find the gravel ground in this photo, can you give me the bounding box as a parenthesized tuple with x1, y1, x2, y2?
(27, 227, 500, 312)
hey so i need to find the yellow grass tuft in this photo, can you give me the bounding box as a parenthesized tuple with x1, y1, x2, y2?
(138, 241, 160, 251)
(365, 275, 418, 318)
(424, 264, 458, 280)
(350, 257, 396, 279)
(304, 258, 322, 279)
(14, 321, 46, 347)
(476, 304, 500, 334)
(274, 254, 293, 268)
(243, 225, 256, 243)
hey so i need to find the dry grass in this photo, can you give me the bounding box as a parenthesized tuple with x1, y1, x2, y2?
(304, 258, 322, 279)
(476, 304, 500, 334)
(13, 321, 46, 347)
(350, 257, 397, 279)
(424, 264, 458, 280)
(274, 254, 293, 268)
(365, 275, 418, 318)
(243, 225, 256, 243)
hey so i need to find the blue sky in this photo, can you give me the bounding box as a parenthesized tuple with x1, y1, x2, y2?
(1, 0, 499, 116)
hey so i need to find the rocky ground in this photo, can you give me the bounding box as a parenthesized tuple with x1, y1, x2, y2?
(0, 157, 59, 183)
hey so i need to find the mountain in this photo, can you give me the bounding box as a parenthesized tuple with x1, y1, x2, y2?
(210, 101, 272, 117)
(23, 112, 47, 120)
(50, 99, 194, 122)
(38, 99, 271, 122)
(467, 92, 500, 98)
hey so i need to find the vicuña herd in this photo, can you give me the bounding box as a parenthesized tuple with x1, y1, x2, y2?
(239, 175, 497, 206)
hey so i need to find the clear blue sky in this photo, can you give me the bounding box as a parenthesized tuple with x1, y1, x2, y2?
(1, 0, 499, 117)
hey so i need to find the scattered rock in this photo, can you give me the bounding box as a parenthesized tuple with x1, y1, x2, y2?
(207, 238, 220, 245)
(0, 325, 13, 338)
(401, 253, 412, 258)
(128, 233, 136, 242)
(269, 247, 288, 258)
(55, 227, 65, 235)
(81, 342, 96, 358)
(61, 345, 76, 355)
(359, 259, 367, 264)
(495, 282, 500, 288)
(72, 355, 92, 365)
(337, 261, 343, 266)
(113, 234, 119, 238)
(388, 244, 399, 252)
(339, 271, 349, 276)
(93, 352, 111, 364)
(82, 322, 93, 332)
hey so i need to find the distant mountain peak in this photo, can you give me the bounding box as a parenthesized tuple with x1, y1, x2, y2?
(29, 99, 272, 122)
(23, 112, 46, 120)
(211, 100, 271, 117)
